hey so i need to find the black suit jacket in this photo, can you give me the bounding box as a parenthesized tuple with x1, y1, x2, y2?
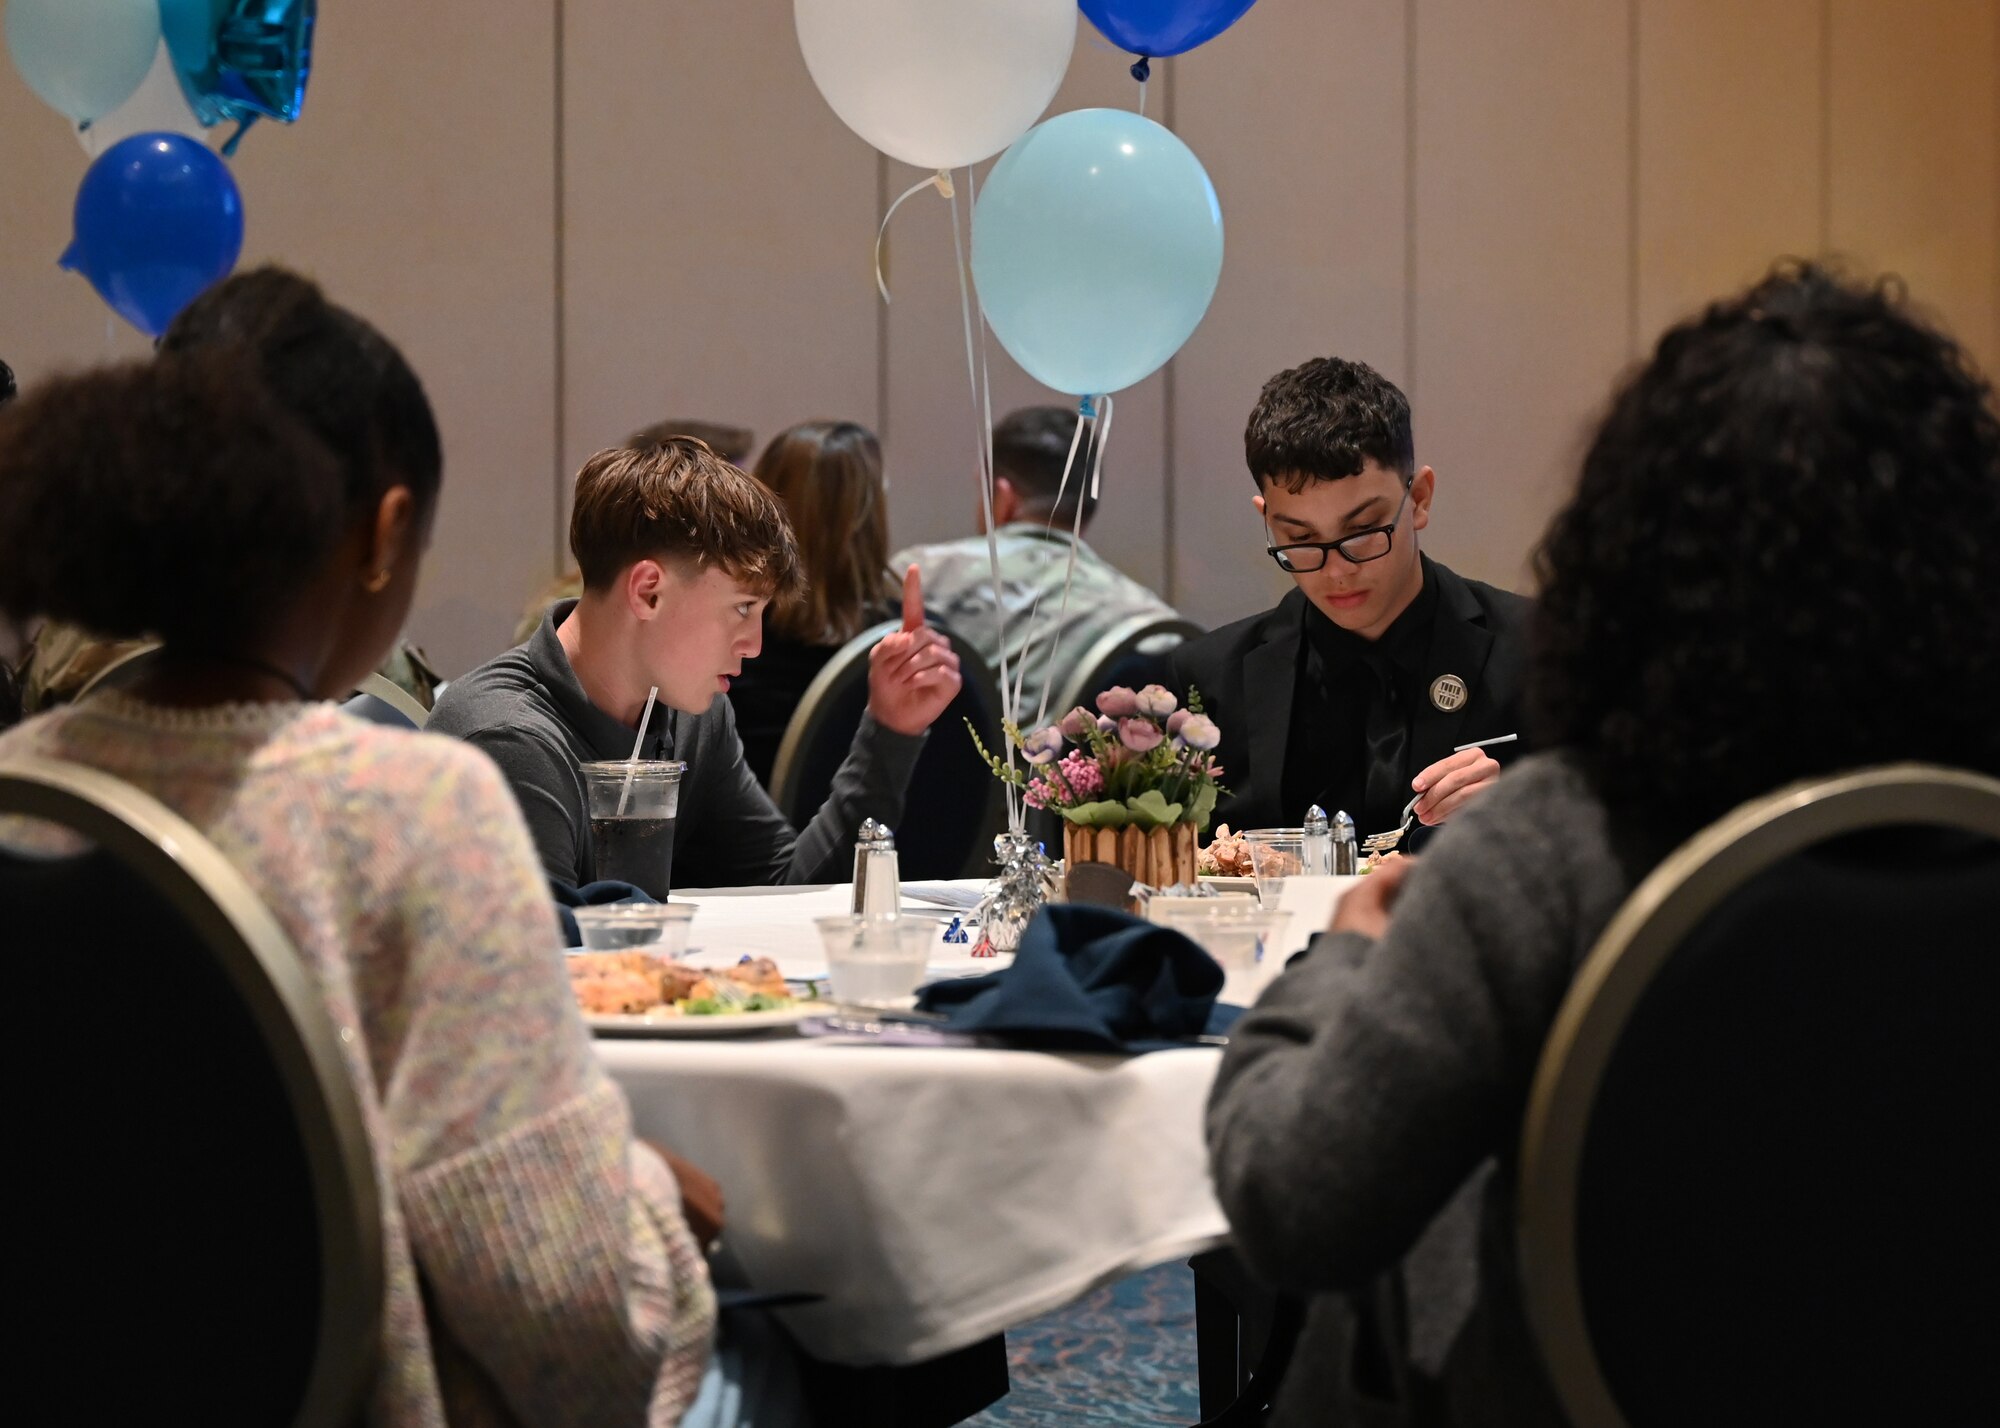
(1169, 560, 1534, 834)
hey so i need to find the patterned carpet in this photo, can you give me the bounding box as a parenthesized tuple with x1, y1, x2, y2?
(966, 1262, 1203, 1427)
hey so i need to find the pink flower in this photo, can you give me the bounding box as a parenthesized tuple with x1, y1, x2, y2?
(1024, 776, 1056, 810)
(1118, 717, 1164, 753)
(1096, 714, 1117, 735)
(1096, 686, 1139, 718)
(1175, 713, 1221, 751)
(1058, 706, 1096, 741)
(1135, 685, 1177, 718)
(1020, 726, 1065, 765)
(1056, 750, 1104, 799)
(1166, 709, 1191, 737)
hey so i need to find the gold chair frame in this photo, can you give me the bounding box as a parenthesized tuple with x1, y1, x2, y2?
(0, 757, 385, 1428)
(1516, 762, 2000, 1428)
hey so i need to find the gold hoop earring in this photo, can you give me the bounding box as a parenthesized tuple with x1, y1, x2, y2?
(364, 569, 392, 594)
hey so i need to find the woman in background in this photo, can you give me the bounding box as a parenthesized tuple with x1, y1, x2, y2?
(729, 420, 900, 788)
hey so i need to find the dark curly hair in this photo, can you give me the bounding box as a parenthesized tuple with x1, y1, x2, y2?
(1244, 356, 1416, 492)
(0, 355, 345, 645)
(1531, 261, 2000, 833)
(0, 266, 437, 647)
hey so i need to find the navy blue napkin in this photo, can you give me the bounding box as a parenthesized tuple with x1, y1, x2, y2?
(915, 904, 1230, 1052)
(552, 877, 653, 947)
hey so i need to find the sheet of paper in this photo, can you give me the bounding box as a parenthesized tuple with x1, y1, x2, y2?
(676, 881, 1003, 981)
(1272, 875, 1367, 959)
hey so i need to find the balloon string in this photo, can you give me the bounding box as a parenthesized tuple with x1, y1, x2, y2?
(948, 177, 1022, 830)
(1138, 77, 1148, 117)
(219, 115, 257, 157)
(1009, 409, 1090, 719)
(875, 169, 953, 304)
(1035, 428, 1097, 731)
(1089, 392, 1114, 502)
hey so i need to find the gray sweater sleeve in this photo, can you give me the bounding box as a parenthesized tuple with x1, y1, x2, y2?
(687, 700, 926, 887)
(1205, 758, 1618, 1292)
(458, 726, 588, 888)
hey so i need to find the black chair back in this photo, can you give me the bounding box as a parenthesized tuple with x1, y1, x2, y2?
(770, 620, 1008, 879)
(1048, 614, 1204, 721)
(1, 758, 383, 1426)
(1519, 764, 2000, 1428)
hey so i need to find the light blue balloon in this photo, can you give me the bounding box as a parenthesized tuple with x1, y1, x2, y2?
(972, 108, 1223, 397)
(4, 0, 161, 125)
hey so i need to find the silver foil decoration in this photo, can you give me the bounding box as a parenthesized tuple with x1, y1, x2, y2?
(976, 830, 1060, 955)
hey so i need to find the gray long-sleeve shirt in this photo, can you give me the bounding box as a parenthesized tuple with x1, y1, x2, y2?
(429, 602, 924, 890)
(1206, 752, 1653, 1427)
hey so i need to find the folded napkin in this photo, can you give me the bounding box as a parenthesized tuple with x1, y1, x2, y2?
(914, 904, 1230, 1052)
(551, 877, 653, 947)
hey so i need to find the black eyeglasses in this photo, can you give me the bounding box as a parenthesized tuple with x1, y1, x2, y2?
(1265, 487, 1409, 572)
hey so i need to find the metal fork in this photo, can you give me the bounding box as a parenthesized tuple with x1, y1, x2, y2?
(1361, 795, 1421, 858)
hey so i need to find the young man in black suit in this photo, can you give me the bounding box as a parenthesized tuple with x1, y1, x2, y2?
(1171, 357, 1530, 844)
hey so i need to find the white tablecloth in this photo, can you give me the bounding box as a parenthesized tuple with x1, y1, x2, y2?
(595, 882, 1231, 1366)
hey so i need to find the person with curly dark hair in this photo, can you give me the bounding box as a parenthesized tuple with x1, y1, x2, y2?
(1205, 261, 2000, 1428)
(1171, 356, 1531, 845)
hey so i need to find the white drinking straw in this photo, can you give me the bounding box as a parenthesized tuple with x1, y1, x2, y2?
(1454, 732, 1519, 752)
(616, 685, 659, 817)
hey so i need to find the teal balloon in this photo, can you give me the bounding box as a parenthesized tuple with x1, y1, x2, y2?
(4, 0, 161, 124)
(972, 109, 1223, 397)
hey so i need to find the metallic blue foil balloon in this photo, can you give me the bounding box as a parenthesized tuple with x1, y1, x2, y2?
(1081, 0, 1259, 68)
(61, 133, 245, 337)
(160, 0, 314, 134)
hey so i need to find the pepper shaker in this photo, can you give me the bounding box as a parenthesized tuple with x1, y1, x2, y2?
(1332, 810, 1359, 875)
(1302, 805, 1333, 876)
(852, 819, 900, 919)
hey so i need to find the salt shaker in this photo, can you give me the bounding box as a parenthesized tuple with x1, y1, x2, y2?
(1332, 810, 1359, 875)
(1302, 805, 1334, 876)
(852, 818, 900, 918)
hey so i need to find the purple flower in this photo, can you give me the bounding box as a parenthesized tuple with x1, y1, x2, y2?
(1135, 684, 1177, 718)
(1118, 717, 1164, 753)
(1019, 725, 1065, 765)
(1058, 706, 1096, 741)
(1096, 714, 1117, 735)
(1166, 708, 1192, 737)
(1174, 713, 1221, 751)
(1096, 686, 1139, 718)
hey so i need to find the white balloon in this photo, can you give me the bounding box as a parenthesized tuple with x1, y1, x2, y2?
(795, 0, 1075, 171)
(77, 41, 213, 157)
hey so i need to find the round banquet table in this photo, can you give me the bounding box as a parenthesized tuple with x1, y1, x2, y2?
(591, 880, 1231, 1366)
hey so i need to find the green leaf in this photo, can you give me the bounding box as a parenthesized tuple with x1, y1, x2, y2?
(1060, 799, 1133, 828)
(1187, 780, 1219, 832)
(1123, 790, 1185, 828)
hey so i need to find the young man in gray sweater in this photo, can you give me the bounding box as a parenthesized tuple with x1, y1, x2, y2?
(432, 438, 961, 891)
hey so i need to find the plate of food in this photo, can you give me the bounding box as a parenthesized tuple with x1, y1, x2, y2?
(569, 951, 819, 1036)
(1197, 824, 1257, 894)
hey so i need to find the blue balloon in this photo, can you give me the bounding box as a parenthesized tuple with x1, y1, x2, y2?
(1080, 0, 1259, 64)
(972, 109, 1223, 398)
(61, 133, 245, 337)
(160, 0, 314, 139)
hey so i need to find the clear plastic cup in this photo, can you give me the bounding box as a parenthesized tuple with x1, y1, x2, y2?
(812, 915, 938, 1010)
(580, 759, 686, 899)
(571, 902, 697, 954)
(1148, 897, 1288, 1006)
(1243, 829, 1306, 907)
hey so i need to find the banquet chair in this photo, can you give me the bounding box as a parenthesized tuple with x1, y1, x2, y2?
(0, 757, 383, 1427)
(1517, 763, 2000, 1428)
(69, 640, 163, 699)
(1048, 613, 1205, 720)
(342, 669, 430, 729)
(770, 620, 1007, 879)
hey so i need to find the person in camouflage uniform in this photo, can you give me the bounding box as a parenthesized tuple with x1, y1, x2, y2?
(892, 405, 1186, 714)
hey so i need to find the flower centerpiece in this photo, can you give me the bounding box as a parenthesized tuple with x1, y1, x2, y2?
(973, 685, 1225, 891)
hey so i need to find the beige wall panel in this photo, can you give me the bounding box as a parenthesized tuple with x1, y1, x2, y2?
(1, 1, 560, 678)
(879, 18, 1172, 613)
(561, 2, 880, 514)
(1412, 1, 1632, 595)
(1169, 0, 1409, 632)
(1636, 0, 1823, 344)
(1828, 0, 1999, 379)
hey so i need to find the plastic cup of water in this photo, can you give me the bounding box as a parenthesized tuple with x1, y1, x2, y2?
(813, 915, 938, 1011)
(1243, 829, 1306, 907)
